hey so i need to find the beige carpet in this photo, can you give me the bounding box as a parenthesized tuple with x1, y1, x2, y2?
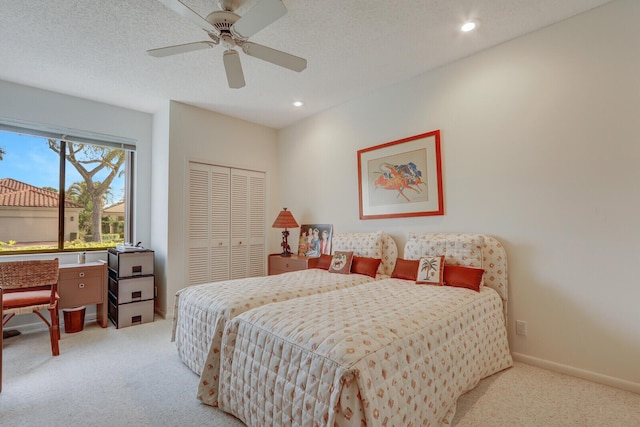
(1, 317, 638, 426)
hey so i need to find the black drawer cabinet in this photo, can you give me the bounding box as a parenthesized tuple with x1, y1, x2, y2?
(107, 248, 155, 329)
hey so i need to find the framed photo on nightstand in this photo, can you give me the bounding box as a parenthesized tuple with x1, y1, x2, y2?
(297, 224, 332, 257)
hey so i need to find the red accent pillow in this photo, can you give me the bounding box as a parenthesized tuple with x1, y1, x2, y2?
(313, 254, 332, 270)
(391, 258, 420, 281)
(443, 265, 485, 292)
(351, 256, 382, 278)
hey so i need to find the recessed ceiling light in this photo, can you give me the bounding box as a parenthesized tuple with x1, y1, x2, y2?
(292, 101, 304, 107)
(461, 21, 477, 32)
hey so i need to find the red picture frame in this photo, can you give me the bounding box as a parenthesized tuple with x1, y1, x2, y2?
(357, 130, 444, 220)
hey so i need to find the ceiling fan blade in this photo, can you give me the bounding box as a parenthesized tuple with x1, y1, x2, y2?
(231, 0, 287, 39)
(147, 41, 217, 58)
(157, 0, 218, 33)
(223, 50, 246, 88)
(241, 42, 307, 72)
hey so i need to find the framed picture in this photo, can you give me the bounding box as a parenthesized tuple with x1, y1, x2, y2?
(298, 224, 333, 257)
(357, 130, 444, 219)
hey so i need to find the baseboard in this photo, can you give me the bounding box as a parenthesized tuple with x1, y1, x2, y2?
(5, 310, 174, 334)
(154, 308, 168, 319)
(4, 312, 99, 335)
(512, 352, 640, 394)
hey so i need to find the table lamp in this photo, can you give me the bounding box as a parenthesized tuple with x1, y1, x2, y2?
(272, 207, 299, 257)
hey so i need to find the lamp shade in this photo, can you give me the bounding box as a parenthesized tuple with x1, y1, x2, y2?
(272, 208, 299, 229)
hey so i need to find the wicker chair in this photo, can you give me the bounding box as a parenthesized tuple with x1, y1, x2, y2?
(0, 259, 61, 358)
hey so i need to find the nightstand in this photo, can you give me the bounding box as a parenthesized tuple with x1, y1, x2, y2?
(268, 254, 311, 275)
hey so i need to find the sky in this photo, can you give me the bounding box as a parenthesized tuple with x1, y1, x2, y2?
(0, 130, 125, 204)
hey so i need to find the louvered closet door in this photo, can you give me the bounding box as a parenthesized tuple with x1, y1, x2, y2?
(186, 163, 230, 285)
(209, 165, 231, 281)
(247, 172, 266, 277)
(187, 162, 265, 286)
(230, 169, 266, 279)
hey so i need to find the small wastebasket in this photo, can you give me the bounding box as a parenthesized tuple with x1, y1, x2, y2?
(62, 306, 86, 333)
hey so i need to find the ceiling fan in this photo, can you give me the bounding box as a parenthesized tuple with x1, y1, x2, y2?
(148, 0, 307, 88)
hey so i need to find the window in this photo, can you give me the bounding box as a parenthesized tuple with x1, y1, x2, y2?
(0, 127, 135, 254)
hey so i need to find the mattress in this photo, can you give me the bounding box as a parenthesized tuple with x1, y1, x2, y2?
(172, 268, 382, 406)
(218, 278, 513, 426)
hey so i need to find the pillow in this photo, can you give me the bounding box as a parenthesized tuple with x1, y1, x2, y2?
(332, 231, 384, 274)
(351, 256, 381, 278)
(328, 251, 354, 274)
(443, 264, 484, 292)
(415, 256, 445, 285)
(405, 233, 485, 285)
(313, 254, 332, 270)
(391, 258, 420, 281)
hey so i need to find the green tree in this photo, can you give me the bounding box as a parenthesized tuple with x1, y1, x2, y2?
(49, 140, 125, 243)
(66, 181, 93, 237)
(67, 180, 114, 238)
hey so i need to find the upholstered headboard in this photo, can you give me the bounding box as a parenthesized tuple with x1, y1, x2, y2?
(405, 232, 508, 304)
(331, 231, 398, 277)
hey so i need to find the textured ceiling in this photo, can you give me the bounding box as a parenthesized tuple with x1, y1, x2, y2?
(0, 0, 613, 129)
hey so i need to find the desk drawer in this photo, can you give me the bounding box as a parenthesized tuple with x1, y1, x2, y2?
(59, 265, 103, 281)
(268, 255, 309, 275)
(58, 275, 103, 307)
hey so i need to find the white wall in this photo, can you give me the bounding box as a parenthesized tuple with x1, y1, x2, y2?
(150, 104, 171, 318)
(277, 0, 640, 392)
(151, 101, 279, 317)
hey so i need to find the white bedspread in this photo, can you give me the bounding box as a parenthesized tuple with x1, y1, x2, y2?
(219, 279, 513, 426)
(172, 269, 380, 406)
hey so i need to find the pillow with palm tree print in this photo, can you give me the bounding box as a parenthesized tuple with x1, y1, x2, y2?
(416, 255, 445, 285)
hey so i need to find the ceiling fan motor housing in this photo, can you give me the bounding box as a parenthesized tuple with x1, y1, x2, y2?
(206, 10, 240, 35)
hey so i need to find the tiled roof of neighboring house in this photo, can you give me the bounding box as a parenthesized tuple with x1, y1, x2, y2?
(104, 201, 125, 214)
(0, 178, 82, 208)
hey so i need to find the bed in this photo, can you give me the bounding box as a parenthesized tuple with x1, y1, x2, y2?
(217, 233, 513, 426)
(171, 231, 398, 406)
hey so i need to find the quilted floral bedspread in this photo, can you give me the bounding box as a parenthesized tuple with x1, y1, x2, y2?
(218, 278, 513, 426)
(172, 269, 380, 406)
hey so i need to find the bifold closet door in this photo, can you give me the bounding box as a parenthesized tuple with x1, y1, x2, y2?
(230, 169, 265, 279)
(187, 163, 231, 285)
(186, 162, 265, 286)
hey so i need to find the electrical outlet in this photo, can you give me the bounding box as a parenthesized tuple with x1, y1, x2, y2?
(516, 320, 528, 336)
